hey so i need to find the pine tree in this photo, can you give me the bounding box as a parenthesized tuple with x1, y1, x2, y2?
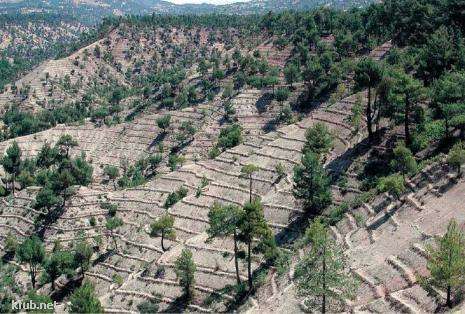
(42, 250, 74, 290)
(56, 134, 78, 159)
(73, 237, 93, 277)
(238, 199, 274, 291)
(34, 187, 61, 215)
(17, 236, 45, 289)
(70, 152, 93, 186)
(150, 213, 176, 252)
(52, 168, 75, 208)
(447, 103, 465, 139)
(303, 122, 333, 159)
(4, 232, 18, 257)
(295, 219, 356, 313)
(431, 71, 465, 139)
(293, 152, 332, 215)
(1, 141, 21, 197)
(387, 68, 424, 147)
(377, 174, 406, 199)
(348, 95, 363, 135)
(447, 142, 465, 176)
(275, 87, 290, 104)
(354, 58, 383, 143)
(103, 165, 119, 190)
(156, 115, 171, 134)
(284, 63, 301, 88)
(426, 219, 465, 307)
(105, 216, 123, 251)
(390, 142, 418, 179)
(207, 202, 244, 285)
(174, 248, 197, 300)
(36, 143, 58, 168)
(241, 164, 259, 202)
(69, 281, 103, 313)
(25, 291, 53, 314)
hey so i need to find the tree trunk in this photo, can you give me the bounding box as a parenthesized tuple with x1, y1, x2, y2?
(12, 173, 15, 198)
(447, 246, 453, 307)
(248, 239, 252, 292)
(447, 285, 452, 308)
(322, 242, 326, 314)
(62, 192, 66, 209)
(249, 176, 253, 203)
(374, 94, 380, 132)
(114, 236, 118, 251)
(161, 230, 166, 252)
(31, 265, 36, 289)
(111, 231, 118, 251)
(405, 95, 411, 147)
(367, 87, 373, 143)
(233, 230, 241, 285)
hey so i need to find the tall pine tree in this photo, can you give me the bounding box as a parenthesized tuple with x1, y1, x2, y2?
(295, 219, 356, 313)
(426, 219, 465, 308)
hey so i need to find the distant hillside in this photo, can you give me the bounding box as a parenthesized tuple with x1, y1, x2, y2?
(167, 0, 375, 15)
(0, 0, 376, 24)
(0, 12, 88, 89)
(0, 0, 157, 24)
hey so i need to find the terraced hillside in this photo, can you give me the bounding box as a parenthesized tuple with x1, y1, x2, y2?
(248, 155, 465, 313)
(0, 13, 333, 312)
(0, 0, 377, 21)
(0, 77, 298, 188)
(0, 13, 88, 92)
(0, 36, 376, 314)
(0, 17, 300, 188)
(3, 2, 465, 313)
(0, 82, 367, 311)
(244, 43, 465, 314)
(0, 28, 370, 313)
(0, 25, 231, 111)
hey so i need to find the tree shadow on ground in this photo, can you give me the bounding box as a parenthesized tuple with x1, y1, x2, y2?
(148, 132, 167, 149)
(1, 251, 14, 263)
(35, 206, 66, 240)
(255, 93, 273, 114)
(262, 118, 278, 133)
(92, 250, 114, 266)
(326, 128, 387, 184)
(170, 138, 194, 154)
(50, 275, 83, 302)
(162, 295, 190, 313)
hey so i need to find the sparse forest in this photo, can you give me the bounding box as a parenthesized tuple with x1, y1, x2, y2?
(1, 0, 465, 312)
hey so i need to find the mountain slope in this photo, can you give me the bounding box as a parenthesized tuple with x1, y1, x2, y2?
(0, 0, 376, 24)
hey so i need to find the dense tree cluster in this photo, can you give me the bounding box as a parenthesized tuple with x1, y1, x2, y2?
(0, 136, 93, 232)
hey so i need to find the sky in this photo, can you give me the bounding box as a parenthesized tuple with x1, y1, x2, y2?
(166, 0, 250, 5)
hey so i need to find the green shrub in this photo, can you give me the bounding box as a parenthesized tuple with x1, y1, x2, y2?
(217, 124, 242, 150)
(377, 174, 406, 199)
(164, 186, 188, 209)
(327, 202, 349, 225)
(208, 146, 221, 159)
(275, 87, 290, 102)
